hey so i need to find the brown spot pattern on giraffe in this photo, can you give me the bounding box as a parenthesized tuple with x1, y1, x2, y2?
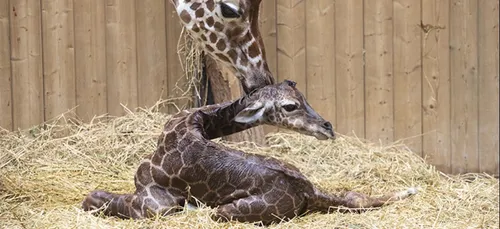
(216, 39, 226, 51)
(216, 53, 231, 63)
(180, 10, 191, 23)
(206, 16, 215, 27)
(240, 31, 253, 45)
(214, 21, 224, 31)
(227, 26, 244, 40)
(189, 2, 200, 10)
(206, 0, 215, 11)
(209, 33, 217, 43)
(248, 41, 260, 58)
(191, 24, 200, 33)
(205, 44, 215, 52)
(195, 8, 204, 18)
(228, 50, 238, 62)
(239, 55, 248, 67)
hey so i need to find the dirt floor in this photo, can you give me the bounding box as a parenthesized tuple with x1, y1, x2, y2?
(1, 108, 498, 229)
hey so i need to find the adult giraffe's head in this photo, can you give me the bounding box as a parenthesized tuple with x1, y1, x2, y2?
(170, 0, 275, 94)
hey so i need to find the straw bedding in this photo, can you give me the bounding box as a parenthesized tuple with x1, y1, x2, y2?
(0, 106, 498, 229)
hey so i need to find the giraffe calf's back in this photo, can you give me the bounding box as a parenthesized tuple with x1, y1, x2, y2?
(145, 124, 314, 210)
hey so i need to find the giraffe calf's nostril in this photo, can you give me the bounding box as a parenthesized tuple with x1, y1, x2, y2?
(322, 122, 333, 130)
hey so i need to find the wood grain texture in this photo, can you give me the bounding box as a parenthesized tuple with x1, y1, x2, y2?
(136, 0, 168, 112)
(393, 0, 422, 156)
(0, 0, 12, 130)
(41, 0, 76, 120)
(421, 0, 452, 173)
(106, 0, 138, 116)
(259, 0, 277, 78)
(10, 0, 44, 130)
(74, 0, 107, 121)
(335, 0, 365, 138)
(165, 1, 188, 113)
(277, 0, 306, 92)
(364, 0, 394, 143)
(478, 0, 499, 175)
(450, 0, 479, 174)
(259, 0, 278, 135)
(305, 0, 336, 127)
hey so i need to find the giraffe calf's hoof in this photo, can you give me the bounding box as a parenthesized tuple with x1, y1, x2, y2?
(406, 187, 419, 195)
(393, 187, 419, 200)
(82, 190, 113, 212)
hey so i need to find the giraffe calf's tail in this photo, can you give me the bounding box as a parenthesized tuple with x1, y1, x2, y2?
(308, 187, 418, 214)
(82, 190, 141, 219)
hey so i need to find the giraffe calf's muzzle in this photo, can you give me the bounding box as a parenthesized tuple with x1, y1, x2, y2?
(307, 120, 336, 141)
(322, 121, 336, 140)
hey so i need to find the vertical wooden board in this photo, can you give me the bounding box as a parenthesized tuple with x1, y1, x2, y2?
(10, 0, 44, 130)
(363, 0, 394, 143)
(41, 0, 76, 120)
(335, 0, 365, 138)
(305, 0, 335, 125)
(0, 0, 12, 130)
(136, 0, 168, 111)
(74, 0, 107, 121)
(106, 0, 138, 116)
(259, 0, 277, 78)
(276, 0, 306, 92)
(259, 0, 278, 135)
(165, 1, 188, 113)
(393, 0, 422, 156)
(478, 0, 499, 175)
(450, 0, 479, 174)
(421, 0, 451, 174)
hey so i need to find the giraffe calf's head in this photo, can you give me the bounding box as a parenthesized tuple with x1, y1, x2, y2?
(234, 80, 336, 140)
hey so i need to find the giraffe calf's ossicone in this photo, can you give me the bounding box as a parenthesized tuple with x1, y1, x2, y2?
(82, 80, 417, 226)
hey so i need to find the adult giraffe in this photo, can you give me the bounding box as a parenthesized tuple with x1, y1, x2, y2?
(170, 0, 275, 94)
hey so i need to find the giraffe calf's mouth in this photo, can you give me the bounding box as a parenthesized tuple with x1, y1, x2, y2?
(314, 131, 335, 141)
(313, 124, 336, 140)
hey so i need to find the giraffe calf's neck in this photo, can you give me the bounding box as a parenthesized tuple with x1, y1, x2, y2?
(82, 80, 417, 225)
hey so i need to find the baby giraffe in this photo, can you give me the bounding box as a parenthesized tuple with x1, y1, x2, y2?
(82, 80, 417, 225)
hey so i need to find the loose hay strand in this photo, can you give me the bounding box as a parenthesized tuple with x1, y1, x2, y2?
(0, 104, 498, 229)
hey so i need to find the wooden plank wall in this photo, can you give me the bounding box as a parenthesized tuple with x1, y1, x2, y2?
(0, 0, 12, 130)
(0, 0, 498, 175)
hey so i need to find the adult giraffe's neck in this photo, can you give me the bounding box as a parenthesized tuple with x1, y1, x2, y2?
(232, 64, 275, 95)
(231, 2, 276, 94)
(194, 94, 262, 140)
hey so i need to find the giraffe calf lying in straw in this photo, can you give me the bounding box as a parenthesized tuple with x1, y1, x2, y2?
(82, 80, 418, 226)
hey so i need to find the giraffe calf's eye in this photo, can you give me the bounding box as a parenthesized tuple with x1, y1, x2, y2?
(283, 104, 297, 112)
(220, 2, 240, 18)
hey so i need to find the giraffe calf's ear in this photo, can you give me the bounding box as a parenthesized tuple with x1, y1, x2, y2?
(234, 101, 266, 124)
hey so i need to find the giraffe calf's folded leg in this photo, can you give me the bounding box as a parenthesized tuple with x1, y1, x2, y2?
(212, 194, 305, 226)
(82, 190, 142, 219)
(82, 186, 184, 219)
(212, 196, 272, 226)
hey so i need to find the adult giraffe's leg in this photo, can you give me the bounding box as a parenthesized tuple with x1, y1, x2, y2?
(82, 185, 184, 219)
